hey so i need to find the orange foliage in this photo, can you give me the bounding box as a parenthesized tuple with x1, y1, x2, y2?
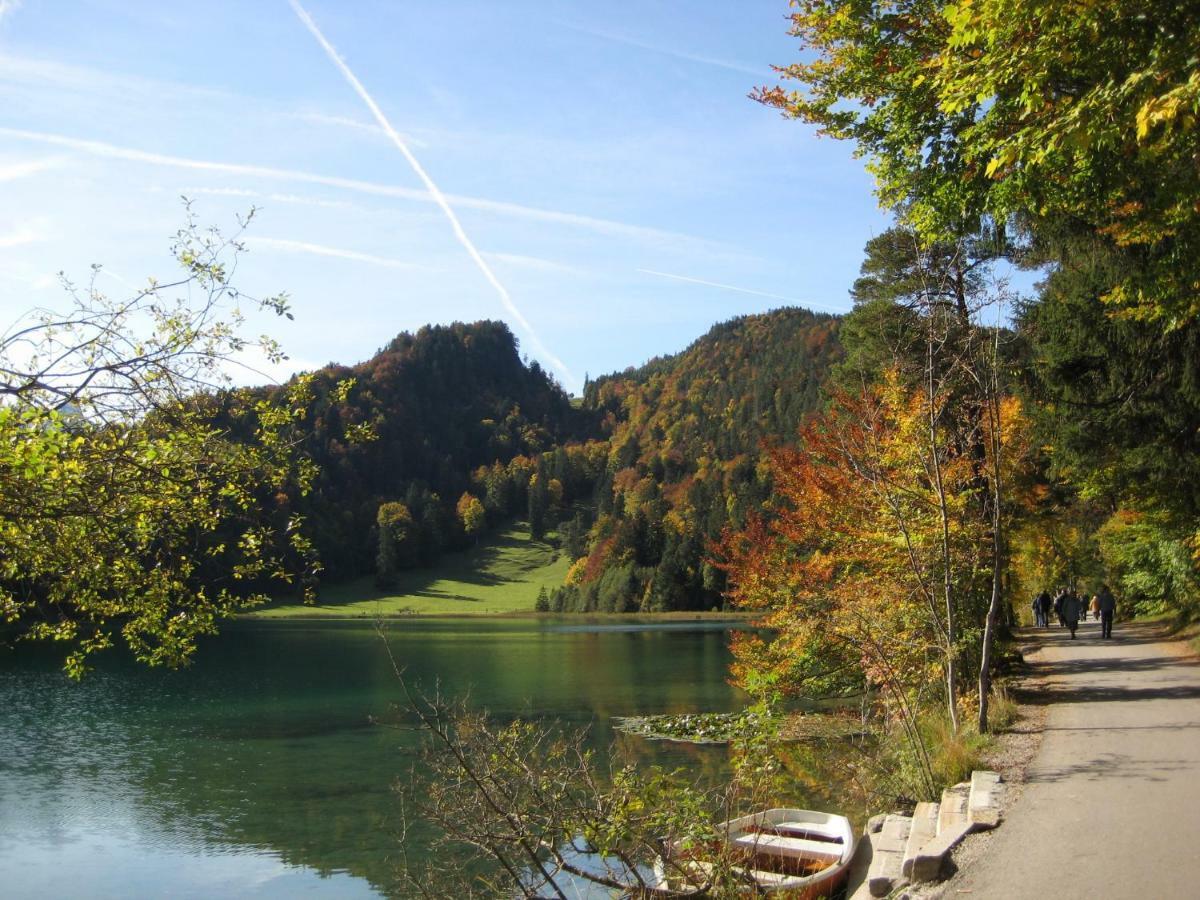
(720, 372, 993, 709)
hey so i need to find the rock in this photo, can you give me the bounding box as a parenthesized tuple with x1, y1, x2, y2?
(867, 813, 912, 897)
(909, 820, 973, 882)
(938, 782, 971, 834)
(901, 801, 940, 878)
(866, 813, 887, 834)
(968, 769, 1003, 830)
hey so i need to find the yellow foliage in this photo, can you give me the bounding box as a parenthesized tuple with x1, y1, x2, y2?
(565, 557, 588, 586)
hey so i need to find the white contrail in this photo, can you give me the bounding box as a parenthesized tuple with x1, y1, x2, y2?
(0, 156, 59, 182)
(287, 0, 574, 386)
(558, 22, 766, 77)
(253, 236, 430, 270)
(638, 268, 848, 315)
(0, 127, 699, 246)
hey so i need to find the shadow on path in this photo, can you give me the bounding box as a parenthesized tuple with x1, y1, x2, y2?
(1030, 751, 1194, 785)
(1018, 682, 1200, 705)
(1031, 654, 1200, 677)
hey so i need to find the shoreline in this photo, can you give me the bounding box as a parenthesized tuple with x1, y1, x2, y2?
(236, 608, 759, 624)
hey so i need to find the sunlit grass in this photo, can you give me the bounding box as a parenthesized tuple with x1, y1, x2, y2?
(248, 523, 570, 618)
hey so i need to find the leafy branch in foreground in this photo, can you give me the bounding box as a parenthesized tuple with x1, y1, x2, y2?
(1, 202, 288, 421)
(390, 665, 787, 898)
(0, 203, 346, 676)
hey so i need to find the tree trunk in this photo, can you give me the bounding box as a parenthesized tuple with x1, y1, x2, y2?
(978, 330, 1005, 734)
(928, 335, 960, 734)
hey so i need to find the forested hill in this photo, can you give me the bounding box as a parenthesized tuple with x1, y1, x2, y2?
(585, 308, 840, 461)
(279, 321, 577, 578)
(550, 307, 843, 612)
(284, 309, 843, 610)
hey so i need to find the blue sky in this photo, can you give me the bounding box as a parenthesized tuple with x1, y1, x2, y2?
(0, 0, 892, 394)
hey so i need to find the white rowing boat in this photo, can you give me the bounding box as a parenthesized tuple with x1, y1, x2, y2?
(656, 808, 856, 897)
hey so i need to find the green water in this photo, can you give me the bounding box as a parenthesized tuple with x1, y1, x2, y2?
(0, 618, 755, 898)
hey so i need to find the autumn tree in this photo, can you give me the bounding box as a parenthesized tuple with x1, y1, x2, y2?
(760, 0, 1200, 323)
(457, 492, 486, 544)
(376, 501, 414, 588)
(935, 0, 1200, 323)
(723, 382, 938, 795)
(527, 462, 549, 541)
(840, 224, 1028, 731)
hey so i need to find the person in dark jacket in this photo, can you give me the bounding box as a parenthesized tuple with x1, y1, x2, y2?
(1036, 590, 1052, 628)
(1061, 591, 1082, 639)
(1097, 585, 1117, 639)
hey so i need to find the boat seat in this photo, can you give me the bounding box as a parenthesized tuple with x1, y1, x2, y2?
(732, 833, 843, 860)
(776, 820, 842, 840)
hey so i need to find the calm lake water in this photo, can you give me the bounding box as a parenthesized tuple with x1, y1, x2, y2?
(0, 618, 755, 898)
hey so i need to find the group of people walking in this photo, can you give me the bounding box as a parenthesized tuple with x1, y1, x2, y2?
(1032, 585, 1117, 639)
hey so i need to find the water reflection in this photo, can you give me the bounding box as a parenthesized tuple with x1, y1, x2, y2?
(0, 619, 750, 897)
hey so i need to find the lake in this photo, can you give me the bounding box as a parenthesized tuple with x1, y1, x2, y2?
(0, 617, 755, 898)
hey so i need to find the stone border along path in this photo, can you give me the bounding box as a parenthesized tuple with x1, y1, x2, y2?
(847, 772, 1000, 898)
(935, 619, 1200, 899)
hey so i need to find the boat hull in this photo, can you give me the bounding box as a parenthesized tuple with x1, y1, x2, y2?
(657, 808, 856, 896)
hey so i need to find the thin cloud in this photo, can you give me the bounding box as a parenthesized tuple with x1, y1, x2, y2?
(0, 52, 236, 103)
(179, 186, 261, 199)
(638, 268, 848, 315)
(288, 0, 575, 387)
(292, 111, 429, 148)
(252, 237, 429, 270)
(0, 268, 57, 291)
(0, 127, 702, 247)
(560, 22, 767, 77)
(0, 53, 423, 147)
(0, 1, 21, 25)
(485, 251, 581, 274)
(0, 222, 45, 249)
(95, 268, 138, 290)
(180, 186, 353, 210)
(0, 156, 59, 182)
(267, 192, 355, 210)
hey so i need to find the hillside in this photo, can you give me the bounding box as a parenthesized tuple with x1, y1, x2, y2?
(276, 321, 579, 579)
(550, 307, 843, 612)
(278, 309, 843, 613)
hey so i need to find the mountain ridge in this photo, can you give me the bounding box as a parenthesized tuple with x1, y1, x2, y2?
(284, 307, 844, 610)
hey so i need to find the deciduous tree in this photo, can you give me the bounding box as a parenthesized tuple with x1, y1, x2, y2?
(457, 492, 486, 543)
(0, 207, 321, 676)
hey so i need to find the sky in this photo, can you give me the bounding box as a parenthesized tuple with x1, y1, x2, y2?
(0, 0, 893, 394)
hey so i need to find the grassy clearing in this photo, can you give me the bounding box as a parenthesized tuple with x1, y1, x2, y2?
(248, 523, 570, 618)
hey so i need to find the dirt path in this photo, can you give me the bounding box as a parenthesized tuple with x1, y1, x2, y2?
(944, 618, 1200, 899)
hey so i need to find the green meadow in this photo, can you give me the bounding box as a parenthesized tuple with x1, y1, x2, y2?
(248, 523, 570, 618)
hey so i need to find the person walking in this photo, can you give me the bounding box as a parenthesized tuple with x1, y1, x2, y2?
(1089, 593, 1100, 623)
(1097, 585, 1117, 639)
(1062, 590, 1082, 639)
(1037, 590, 1052, 629)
